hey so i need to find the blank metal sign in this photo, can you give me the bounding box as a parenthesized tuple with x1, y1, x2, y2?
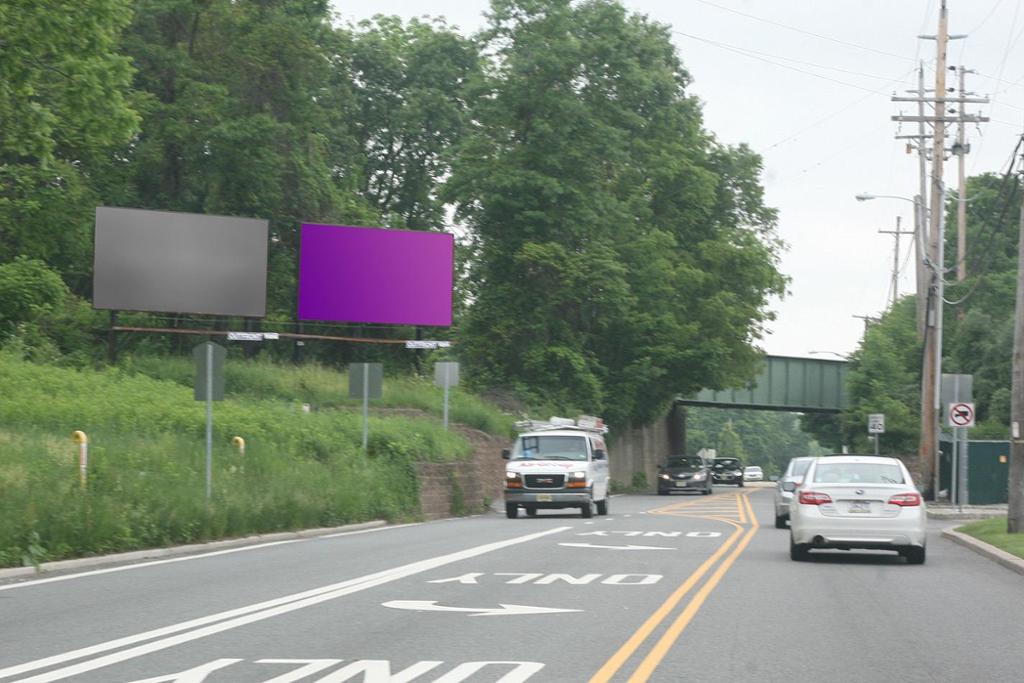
(93, 207, 269, 317)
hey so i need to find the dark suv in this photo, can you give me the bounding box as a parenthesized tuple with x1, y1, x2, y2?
(712, 457, 745, 487)
(657, 455, 713, 495)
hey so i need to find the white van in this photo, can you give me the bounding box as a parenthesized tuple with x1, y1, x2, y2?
(501, 416, 610, 519)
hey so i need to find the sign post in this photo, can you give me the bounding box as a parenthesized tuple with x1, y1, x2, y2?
(867, 414, 885, 455)
(434, 362, 460, 430)
(349, 363, 383, 452)
(193, 342, 226, 500)
(947, 401, 975, 509)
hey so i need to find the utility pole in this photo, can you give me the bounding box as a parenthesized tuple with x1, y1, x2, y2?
(957, 65, 969, 282)
(921, 0, 949, 500)
(953, 66, 987, 282)
(853, 314, 881, 336)
(894, 63, 932, 340)
(891, 1, 987, 498)
(879, 216, 915, 309)
(1010, 149, 1024, 533)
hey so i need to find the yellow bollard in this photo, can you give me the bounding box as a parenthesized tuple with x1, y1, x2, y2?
(231, 436, 245, 456)
(72, 431, 88, 489)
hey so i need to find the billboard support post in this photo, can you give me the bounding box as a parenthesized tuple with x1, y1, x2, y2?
(362, 362, 369, 453)
(205, 342, 213, 501)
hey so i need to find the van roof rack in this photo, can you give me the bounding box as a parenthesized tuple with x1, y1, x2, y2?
(514, 415, 608, 434)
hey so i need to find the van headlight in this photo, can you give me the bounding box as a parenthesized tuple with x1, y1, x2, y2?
(505, 471, 522, 489)
(567, 471, 587, 488)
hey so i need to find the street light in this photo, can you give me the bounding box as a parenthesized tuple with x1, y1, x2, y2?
(855, 193, 917, 204)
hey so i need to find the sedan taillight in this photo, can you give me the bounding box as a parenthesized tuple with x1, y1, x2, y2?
(888, 492, 922, 507)
(798, 490, 832, 505)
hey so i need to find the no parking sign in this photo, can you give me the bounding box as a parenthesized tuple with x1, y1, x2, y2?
(947, 402, 975, 429)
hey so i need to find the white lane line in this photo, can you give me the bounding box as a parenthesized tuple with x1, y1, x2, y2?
(1, 526, 572, 683)
(0, 524, 422, 593)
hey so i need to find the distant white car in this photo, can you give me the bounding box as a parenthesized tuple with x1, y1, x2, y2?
(789, 455, 926, 564)
(743, 466, 763, 482)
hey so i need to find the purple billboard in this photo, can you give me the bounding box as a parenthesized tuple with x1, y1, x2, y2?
(298, 224, 454, 326)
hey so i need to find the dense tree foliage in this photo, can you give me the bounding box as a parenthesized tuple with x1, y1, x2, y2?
(447, 0, 785, 425)
(0, 0, 139, 293)
(687, 408, 826, 476)
(1, 0, 786, 428)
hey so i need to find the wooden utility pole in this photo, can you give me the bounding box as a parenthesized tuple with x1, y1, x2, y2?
(921, 0, 949, 500)
(853, 314, 880, 336)
(880, 216, 915, 309)
(1010, 149, 1024, 533)
(890, 2, 986, 498)
(956, 66, 969, 282)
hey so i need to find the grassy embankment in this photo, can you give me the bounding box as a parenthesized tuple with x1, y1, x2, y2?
(0, 351, 513, 568)
(957, 517, 1024, 560)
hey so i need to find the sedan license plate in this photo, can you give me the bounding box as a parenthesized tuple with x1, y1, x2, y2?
(536, 494, 553, 502)
(848, 501, 871, 513)
(675, 482, 687, 488)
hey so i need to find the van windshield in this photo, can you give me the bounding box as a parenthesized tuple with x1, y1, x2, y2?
(513, 435, 589, 461)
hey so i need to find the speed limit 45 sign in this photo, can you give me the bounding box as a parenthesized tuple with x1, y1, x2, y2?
(947, 402, 975, 428)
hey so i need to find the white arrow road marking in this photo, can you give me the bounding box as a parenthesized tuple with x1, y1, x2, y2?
(558, 542, 676, 550)
(382, 600, 582, 617)
(0, 527, 572, 683)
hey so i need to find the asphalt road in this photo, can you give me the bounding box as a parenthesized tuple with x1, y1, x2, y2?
(2, 487, 1024, 682)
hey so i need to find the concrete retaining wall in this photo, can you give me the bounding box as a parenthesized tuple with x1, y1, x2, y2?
(608, 414, 673, 491)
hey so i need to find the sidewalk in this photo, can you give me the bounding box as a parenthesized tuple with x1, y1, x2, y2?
(927, 503, 1007, 521)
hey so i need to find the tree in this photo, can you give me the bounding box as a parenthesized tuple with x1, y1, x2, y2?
(0, 0, 140, 292)
(119, 0, 376, 320)
(349, 16, 479, 230)
(716, 420, 746, 460)
(447, 0, 785, 426)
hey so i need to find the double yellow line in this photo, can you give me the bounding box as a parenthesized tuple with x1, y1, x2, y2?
(589, 492, 760, 683)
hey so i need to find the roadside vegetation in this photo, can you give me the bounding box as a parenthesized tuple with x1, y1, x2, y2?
(958, 518, 1024, 561)
(0, 350, 509, 568)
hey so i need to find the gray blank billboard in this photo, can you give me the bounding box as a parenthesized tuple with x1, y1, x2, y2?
(93, 207, 269, 317)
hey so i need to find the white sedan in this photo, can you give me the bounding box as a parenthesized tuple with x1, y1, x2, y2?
(789, 455, 926, 564)
(743, 466, 763, 482)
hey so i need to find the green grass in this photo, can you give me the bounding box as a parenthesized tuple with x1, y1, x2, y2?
(957, 517, 1024, 560)
(121, 354, 514, 436)
(0, 350, 485, 567)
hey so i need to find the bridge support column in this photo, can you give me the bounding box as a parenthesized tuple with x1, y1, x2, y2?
(669, 403, 687, 455)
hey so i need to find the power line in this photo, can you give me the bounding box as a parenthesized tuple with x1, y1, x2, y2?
(966, 0, 1006, 35)
(766, 64, 920, 151)
(672, 30, 900, 95)
(673, 30, 910, 83)
(690, 0, 915, 62)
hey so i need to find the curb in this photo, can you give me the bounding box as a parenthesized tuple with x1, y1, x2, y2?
(928, 512, 1007, 521)
(0, 520, 386, 582)
(942, 527, 1024, 577)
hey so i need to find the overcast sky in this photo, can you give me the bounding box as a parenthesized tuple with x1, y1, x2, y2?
(333, 0, 1024, 359)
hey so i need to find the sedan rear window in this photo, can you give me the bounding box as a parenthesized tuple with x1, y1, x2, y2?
(788, 459, 812, 477)
(812, 462, 904, 485)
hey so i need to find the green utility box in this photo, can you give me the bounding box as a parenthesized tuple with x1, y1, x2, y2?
(939, 439, 1010, 505)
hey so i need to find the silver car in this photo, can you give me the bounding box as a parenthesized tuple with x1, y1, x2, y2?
(774, 456, 816, 528)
